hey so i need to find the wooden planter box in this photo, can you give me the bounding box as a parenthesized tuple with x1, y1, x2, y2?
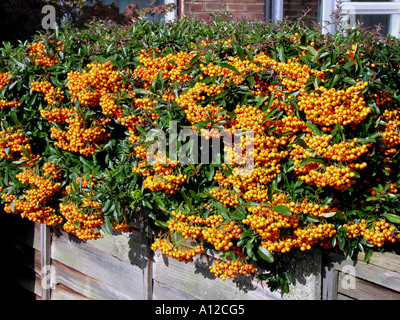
(6, 211, 400, 300)
(322, 251, 400, 300)
(2, 213, 322, 300)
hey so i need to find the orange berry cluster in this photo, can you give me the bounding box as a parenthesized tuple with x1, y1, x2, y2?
(113, 222, 133, 233)
(143, 173, 186, 194)
(290, 135, 362, 190)
(200, 60, 244, 86)
(0, 71, 12, 89)
(380, 108, 400, 153)
(209, 188, 239, 207)
(0, 128, 39, 164)
(2, 168, 62, 226)
(176, 81, 226, 125)
(232, 105, 267, 134)
(49, 113, 110, 156)
(165, 211, 241, 252)
(0, 99, 21, 109)
(293, 223, 336, 251)
(134, 152, 186, 194)
(40, 107, 74, 124)
(133, 50, 195, 87)
(67, 61, 121, 107)
(306, 135, 369, 163)
(252, 135, 288, 168)
(241, 193, 337, 253)
(291, 198, 337, 218)
(60, 202, 104, 240)
(275, 116, 312, 135)
(151, 238, 204, 263)
(202, 220, 242, 251)
(60, 177, 104, 240)
(298, 83, 370, 128)
(209, 260, 255, 280)
(344, 219, 398, 247)
(27, 42, 58, 67)
(31, 81, 64, 106)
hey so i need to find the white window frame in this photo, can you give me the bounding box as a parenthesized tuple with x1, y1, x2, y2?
(320, 0, 400, 37)
(164, 0, 177, 22)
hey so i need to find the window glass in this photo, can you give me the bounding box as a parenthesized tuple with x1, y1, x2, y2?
(340, 0, 400, 36)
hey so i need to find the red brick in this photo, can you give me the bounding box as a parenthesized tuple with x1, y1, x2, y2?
(184, 3, 205, 12)
(205, 2, 227, 11)
(227, 3, 246, 11)
(232, 11, 264, 20)
(233, 0, 263, 3)
(192, 12, 213, 21)
(246, 3, 264, 11)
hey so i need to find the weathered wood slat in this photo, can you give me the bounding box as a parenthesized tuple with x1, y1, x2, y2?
(356, 251, 400, 274)
(326, 251, 400, 293)
(337, 272, 400, 300)
(51, 231, 149, 299)
(153, 280, 199, 300)
(336, 293, 355, 300)
(51, 283, 91, 300)
(52, 260, 133, 300)
(322, 267, 338, 300)
(153, 251, 282, 300)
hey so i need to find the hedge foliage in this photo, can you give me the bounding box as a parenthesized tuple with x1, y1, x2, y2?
(1, 15, 400, 292)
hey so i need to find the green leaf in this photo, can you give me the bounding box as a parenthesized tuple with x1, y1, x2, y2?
(134, 88, 154, 95)
(262, 106, 280, 123)
(237, 46, 245, 61)
(306, 121, 322, 135)
(299, 157, 325, 167)
(273, 205, 292, 216)
(246, 240, 255, 259)
(248, 75, 255, 89)
(155, 220, 168, 228)
(318, 211, 337, 218)
(278, 46, 286, 63)
(257, 245, 274, 263)
(21, 147, 32, 161)
(306, 215, 320, 223)
(218, 62, 241, 75)
(104, 215, 113, 235)
(214, 200, 229, 220)
(363, 248, 373, 263)
(383, 213, 400, 224)
(102, 199, 112, 213)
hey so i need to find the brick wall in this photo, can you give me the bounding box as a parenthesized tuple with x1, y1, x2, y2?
(181, 0, 319, 24)
(182, 0, 265, 21)
(283, 0, 319, 25)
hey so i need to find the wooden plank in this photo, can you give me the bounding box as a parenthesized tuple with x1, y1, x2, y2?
(40, 224, 51, 300)
(153, 280, 199, 300)
(356, 251, 400, 274)
(52, 260, 134, 300)
(337, 272, 400, 300)
(153, 251, 282, 300)
(51, 231, 149, 299)
(336, 293, 355, 300)
(326, 252, 400, 293)
(322, 267, 338, 300)
(51, 283, 91, 300)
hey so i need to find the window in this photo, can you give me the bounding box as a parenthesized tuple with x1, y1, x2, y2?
(320, 0, 400, 37)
